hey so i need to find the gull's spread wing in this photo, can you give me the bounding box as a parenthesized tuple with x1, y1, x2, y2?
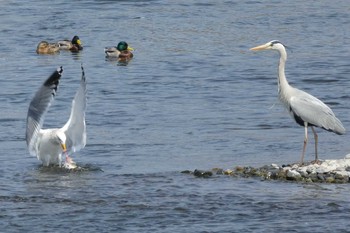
(62, 65, 87, 153)
(26, 67, 63, 156)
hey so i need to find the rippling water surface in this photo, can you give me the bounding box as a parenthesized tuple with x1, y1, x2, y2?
(2, 0, 350, 232)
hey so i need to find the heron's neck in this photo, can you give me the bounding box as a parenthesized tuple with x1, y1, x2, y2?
(277, 48, 289, 93)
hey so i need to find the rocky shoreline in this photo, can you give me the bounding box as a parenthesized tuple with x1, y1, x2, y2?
(182, 155, 350, 183)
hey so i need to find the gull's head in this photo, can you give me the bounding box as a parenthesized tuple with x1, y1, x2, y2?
(250, 40, 285, 52)
(56, 131, 67, 152)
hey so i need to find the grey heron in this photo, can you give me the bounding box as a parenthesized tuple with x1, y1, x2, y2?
(250, 40, 345, 164)
(26, 65, 87, 168)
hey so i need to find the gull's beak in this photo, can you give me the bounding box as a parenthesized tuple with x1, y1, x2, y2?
(127, 46, 134, 51)
(250, 43, 270, 51)
(61, 143, 67, 152)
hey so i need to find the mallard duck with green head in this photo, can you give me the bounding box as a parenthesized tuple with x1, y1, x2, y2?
(36, 41, 60, 54)
(104, 41, 134, 60)
(58, 35, 83, 52)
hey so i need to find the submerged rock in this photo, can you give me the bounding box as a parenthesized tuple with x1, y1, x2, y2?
(183, 156, 350, 183)
(193, 169, 213, 178)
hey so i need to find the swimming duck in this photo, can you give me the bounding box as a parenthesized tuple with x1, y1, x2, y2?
(104, 41, 134, 60)
(36, 41, 60, 54)
(58, 35, 83, 52)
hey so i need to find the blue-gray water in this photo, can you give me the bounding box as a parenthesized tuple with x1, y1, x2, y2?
(1, 0, 350, 232)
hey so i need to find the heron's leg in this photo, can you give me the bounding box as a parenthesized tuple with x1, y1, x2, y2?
(311, 126, 318, 162)
(301, 122, 308, 165)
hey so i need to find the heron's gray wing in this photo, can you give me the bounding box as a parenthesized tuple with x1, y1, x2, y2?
(26, 67, 63, 155)
(62, 65, 87, 153)
(290, 91, 345, 134)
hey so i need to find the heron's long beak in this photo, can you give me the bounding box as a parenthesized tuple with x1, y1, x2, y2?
(127, 46, 134, 51)
(250, 43, 269, 51)
(61, 143, 67, 152)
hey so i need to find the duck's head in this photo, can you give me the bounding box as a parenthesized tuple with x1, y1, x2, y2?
(72, 35, 83, 49)
(117, 41, 134, 52)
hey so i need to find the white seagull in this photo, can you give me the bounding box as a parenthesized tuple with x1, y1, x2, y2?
(250, 40, 345, 165)
(26, 65, 87, 168)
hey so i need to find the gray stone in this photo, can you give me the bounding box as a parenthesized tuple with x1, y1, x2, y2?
(286, 170, 301, 180)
